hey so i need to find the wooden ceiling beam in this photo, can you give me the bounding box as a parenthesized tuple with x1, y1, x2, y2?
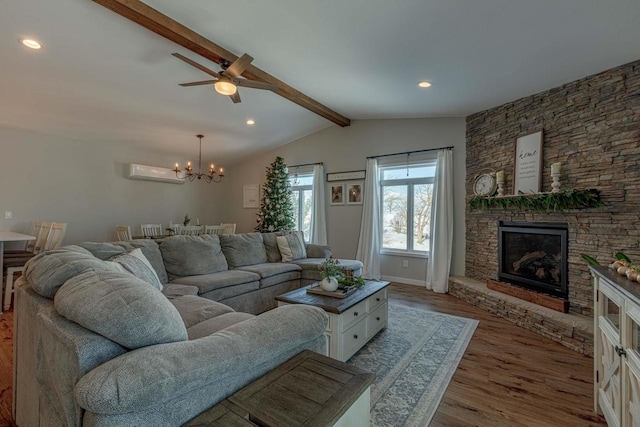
(92, 0, 351, 127)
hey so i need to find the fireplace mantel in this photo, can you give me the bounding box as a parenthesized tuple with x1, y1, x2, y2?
(468, 189, 603, 212)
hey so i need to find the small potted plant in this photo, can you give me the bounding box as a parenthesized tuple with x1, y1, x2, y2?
(319, 257, 344, 292)
(183, 214, 191, 227)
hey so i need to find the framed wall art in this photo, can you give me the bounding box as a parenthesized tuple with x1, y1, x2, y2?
(243, 184, 260, 208)
(513, 131, 543, 195)
(326, 170, 366, 182)
(346, 182, 363, 205)
(330, 183, 345, 205)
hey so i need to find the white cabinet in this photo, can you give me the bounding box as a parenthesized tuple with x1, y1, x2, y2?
(593, 267, 640, 427)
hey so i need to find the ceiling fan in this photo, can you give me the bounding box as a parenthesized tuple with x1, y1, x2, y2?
(172, 52, 277, 103)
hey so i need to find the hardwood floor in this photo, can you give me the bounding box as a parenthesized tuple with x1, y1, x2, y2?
(0, 284, 605, 427)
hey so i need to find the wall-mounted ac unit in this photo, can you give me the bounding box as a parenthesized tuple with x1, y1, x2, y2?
(127, 164, 185, 184)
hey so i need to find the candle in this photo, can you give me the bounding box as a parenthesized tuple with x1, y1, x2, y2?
(496, 170, 505, 183)
(551, 162, 561, 175)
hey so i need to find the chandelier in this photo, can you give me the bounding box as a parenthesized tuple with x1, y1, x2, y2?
(174, 134, 224, 183)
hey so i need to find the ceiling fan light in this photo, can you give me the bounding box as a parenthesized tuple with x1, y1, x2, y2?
(214, 79, 237, 96)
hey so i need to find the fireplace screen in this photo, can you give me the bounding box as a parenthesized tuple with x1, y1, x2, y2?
(498, 222, 568, 298)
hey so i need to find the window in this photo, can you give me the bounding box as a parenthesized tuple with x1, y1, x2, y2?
(290, 173, 313, 240)
(379, 162, 435, 255)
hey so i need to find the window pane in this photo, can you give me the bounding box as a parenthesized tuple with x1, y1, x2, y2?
(413, 184, 433, 252)
(382, 185, 407, 250)
(382, 164, 435, 181)
(291, 191, 300, 231)
(290, 174, 313, 186)
(302, 189, 313, 240)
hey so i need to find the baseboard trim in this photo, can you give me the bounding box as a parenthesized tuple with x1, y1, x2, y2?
(381, 275, 426, 287)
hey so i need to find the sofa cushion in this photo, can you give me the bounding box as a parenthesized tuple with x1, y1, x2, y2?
(168, 295, 235, 329)
(162, 284, 199, 299)
(160, 235, 227, 278)
(259, 271, 301, 289)
(276, 231, 307, 262)
(220, 233, 268, 268)
(24, 246, 113, 298)
(187, 312, 255, 340)
(305, 244, 332, 259)
(170, 270, 260, 294)
(261, 231, 284, 263)
(79, 240, 168, 284)
(236, 262, 301, 279)
(54, 270, 187, 350)
(199, 281, 261, 302)
(108, 248, 163, 291)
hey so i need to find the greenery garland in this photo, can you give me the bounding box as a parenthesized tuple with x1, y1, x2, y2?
(468, 189, 604, 212)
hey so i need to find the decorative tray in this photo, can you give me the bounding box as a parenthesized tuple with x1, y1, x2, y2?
(306, 284, 357, 298)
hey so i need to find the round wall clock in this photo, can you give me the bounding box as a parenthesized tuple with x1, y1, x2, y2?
(473, 173, 497, 196)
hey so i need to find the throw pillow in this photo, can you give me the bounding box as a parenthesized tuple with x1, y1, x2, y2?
(160, 235, 228, 278)
(276, 231, 307, 262)
(108, 248, 163, 291)
(220, 233, 268, 268)
(54, 270, 188, 350)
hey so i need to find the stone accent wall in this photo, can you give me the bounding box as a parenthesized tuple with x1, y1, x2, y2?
(466, 60, 640, 316)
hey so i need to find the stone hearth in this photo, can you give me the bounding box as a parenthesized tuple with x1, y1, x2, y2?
(449, 276, 593, 354)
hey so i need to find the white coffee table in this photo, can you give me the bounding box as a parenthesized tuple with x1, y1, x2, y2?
(276, 280, 390, 362)
(0, 232, 36, 313)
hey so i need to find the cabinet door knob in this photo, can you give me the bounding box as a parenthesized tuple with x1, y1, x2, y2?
(353, 312, 358, 317)
(354, 334, 358, 339)
(376, 297, 381, 302)
(376, 317, 381, 321)
(615, 345, 627, 357)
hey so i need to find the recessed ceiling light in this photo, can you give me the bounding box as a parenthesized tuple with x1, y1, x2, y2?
(19, 38, 43, 50)
(246, 119, 255, 125)
(418, 81, 432, 88)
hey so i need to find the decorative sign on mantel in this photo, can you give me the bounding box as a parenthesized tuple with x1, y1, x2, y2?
(513, 131, 543, 195)
(326, 170, 366, 182)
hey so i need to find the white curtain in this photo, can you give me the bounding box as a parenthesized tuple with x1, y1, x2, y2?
(426, 149, 454, 293)
(310, 164, 327, 245)
(356, 158, 381, 280)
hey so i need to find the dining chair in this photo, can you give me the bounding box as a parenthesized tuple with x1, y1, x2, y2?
(4, 222, 67, 311)
(178, 225, 203, 236)
(115, 225, 132, 241)
(4, 221, 50, 257)
(204, 225, 226, 236)
(140, 224, 163, 238)
(220, 223, 237, 235)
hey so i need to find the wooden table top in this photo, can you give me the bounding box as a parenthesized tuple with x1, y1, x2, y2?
(185, 350, 374, 427)
(275, 280, 390, 314)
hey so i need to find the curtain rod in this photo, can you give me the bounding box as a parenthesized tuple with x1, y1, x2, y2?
(289, 162, 324, 168)
(366, 146, 453, 159)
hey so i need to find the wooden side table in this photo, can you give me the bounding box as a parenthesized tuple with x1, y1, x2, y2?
(184, 350, 374, 427)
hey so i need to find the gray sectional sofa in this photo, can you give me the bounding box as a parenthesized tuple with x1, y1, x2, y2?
(13, 231, 363, 427)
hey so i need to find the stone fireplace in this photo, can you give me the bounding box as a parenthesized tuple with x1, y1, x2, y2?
(451, 59, 640, 354)
(498, 221, 568, 298)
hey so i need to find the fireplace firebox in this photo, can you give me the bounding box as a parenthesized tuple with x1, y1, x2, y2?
(498, 221, 568, 298)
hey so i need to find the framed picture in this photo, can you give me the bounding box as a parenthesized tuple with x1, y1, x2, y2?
(326, 170, 366, 182)
(346, 182, 363, 205)
(514, 131, 543, 195)
(243, 184, 260, 208)
(330, 184, 345, 205)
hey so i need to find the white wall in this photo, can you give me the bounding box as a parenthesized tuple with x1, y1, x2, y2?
(0, 127, 226, 247)
(222, 118, 466, 281)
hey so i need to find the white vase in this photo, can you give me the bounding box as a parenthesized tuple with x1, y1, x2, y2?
(321, 276, 339, 292)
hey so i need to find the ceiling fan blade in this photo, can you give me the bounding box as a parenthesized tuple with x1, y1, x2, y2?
(172, 53, 221, 78)
(179, 80, 217, 87)
(225, 54, 253, 78)
(229, 92, 242, 104)
(235, 79, 278, 91)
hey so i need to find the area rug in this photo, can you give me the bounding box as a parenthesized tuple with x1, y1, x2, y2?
(347, 303, 478, 426)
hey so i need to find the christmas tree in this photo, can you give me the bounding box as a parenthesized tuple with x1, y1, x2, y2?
(255, 156, 295, 232)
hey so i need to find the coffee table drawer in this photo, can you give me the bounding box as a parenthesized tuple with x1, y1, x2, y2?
(367, 302, 387, 337)
(343, 299, 367, 330)
(343, 319, 368, 359)
(368, 289, 387, 312)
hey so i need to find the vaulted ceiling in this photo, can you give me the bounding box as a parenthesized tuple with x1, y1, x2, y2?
(2, 0, 639, 166)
